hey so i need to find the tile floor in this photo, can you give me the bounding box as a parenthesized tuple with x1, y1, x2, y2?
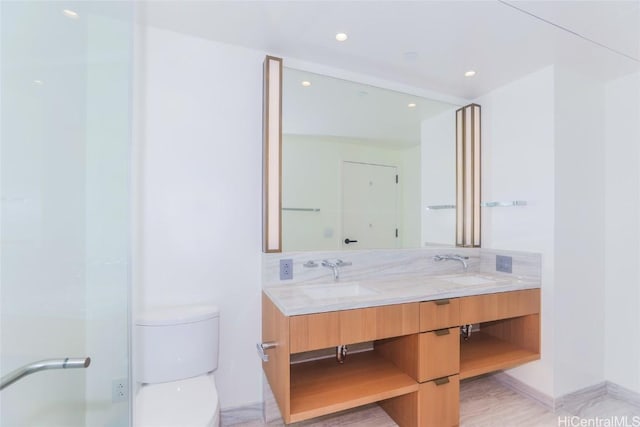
(233, 376, 640, 426)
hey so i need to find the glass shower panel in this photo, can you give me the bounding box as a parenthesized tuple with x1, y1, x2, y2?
(0, 2, 132, 426)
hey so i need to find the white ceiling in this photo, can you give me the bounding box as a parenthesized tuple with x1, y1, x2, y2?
(142, 0, 640, 100)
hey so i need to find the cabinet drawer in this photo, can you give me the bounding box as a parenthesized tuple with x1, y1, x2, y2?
(290, 311, 340, 354)
(459, 289, 540, 324)
(418, 328, 460, 382)
(290, 303, 419, 353)
(419, 375, 460, 427)
(340, 303, 419, 344)
(420, 298, 460, 331)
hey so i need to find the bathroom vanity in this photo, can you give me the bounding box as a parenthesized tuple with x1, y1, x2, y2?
(261, 275, 540, 426)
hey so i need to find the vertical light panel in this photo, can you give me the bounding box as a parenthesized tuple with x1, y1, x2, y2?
(455, 104, 481, 247)
(263, 56, 283, 253)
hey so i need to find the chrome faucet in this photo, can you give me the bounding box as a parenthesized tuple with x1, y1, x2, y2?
(433, 254, 469, 271)
(321, 259, 352, 281)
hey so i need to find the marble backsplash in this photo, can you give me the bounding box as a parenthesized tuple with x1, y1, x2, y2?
(262, 247, 541, 287)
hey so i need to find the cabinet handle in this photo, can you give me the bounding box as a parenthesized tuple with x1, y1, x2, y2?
(256, 342, 276, 362)
(434, 377, 450, 386)
(434, 328, 450, 336)
(435, 299, 450, 306)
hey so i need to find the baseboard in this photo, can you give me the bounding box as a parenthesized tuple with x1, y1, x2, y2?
(606, 381, 640, 408)
(220, 402, 263, 426)
(491, 372, 556, 409)
(492, 372, 640, 412)
(554, 381, 607, 411)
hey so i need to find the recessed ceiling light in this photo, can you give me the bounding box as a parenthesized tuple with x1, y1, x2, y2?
(33, 80, 44, 86)
(464, 70, 476, 77)
(335, 33, 348, 42)
(301, 81, 311, 87)
(63, 9, 79, 19)
(408, 103, 417, 108)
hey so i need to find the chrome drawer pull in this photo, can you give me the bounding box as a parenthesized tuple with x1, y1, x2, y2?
(434, 328, 450, 336)
(435, 299, 450, 306)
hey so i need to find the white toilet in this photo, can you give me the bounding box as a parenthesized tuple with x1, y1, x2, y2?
(135, 305, 221, 427)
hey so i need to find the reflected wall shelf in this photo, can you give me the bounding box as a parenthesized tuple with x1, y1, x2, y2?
(426, 200, 528, 210)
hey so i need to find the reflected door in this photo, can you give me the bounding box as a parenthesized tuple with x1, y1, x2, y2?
(1, 2, 132, 426)
(342, 161, 399, 249)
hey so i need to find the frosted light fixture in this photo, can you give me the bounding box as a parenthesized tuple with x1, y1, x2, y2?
(63, 9, 79, 19)
(263, 56, 283, 253)
(464, 70, 476, 77)
(456, 104, 481, 247)
(301, 81, 311, 87)
(335, 33, 348, 42)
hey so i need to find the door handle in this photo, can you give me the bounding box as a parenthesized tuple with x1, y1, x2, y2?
(344, 238, 358, 244)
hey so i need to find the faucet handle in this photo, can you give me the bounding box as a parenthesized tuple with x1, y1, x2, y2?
(336, 259, 352, 267)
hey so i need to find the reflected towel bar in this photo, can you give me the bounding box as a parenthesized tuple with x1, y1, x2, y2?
(1, 357, 91, 391)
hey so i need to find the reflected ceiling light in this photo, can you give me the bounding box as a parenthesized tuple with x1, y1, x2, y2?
(301, 81, 311, 87)
(464, 70, 476, 77)
(62, 9, 79, 19)
(408, 103, 417, 108)
(456, 104, 481, 248)
(335, 33, 348, 42)
(33, 80, 44, 86)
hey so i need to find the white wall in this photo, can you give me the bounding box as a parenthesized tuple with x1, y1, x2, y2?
(475, 66, 556, 397)
(604, 72, 640, 394)
(553, 67, 606, 396)
(139, 27, 264, 409)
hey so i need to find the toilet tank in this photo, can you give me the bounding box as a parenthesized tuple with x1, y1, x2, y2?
(136, 305, 220, 384)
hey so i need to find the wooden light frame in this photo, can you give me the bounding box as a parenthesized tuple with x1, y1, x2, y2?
(456, 104, 481, 247)
(263, 55, 283, 253)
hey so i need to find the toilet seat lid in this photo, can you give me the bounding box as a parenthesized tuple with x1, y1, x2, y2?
(136, 374, 219, 426)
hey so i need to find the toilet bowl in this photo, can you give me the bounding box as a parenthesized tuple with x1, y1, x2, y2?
(135, 374, 219, 427)
(135, 305, 220, 427)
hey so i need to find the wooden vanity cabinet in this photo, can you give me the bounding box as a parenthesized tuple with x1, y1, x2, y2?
(262, 288, 541, 426)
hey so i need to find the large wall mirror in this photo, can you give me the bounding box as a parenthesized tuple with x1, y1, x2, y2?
(277, 67, 461, 252)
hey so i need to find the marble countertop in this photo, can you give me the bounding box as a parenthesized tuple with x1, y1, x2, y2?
(263, 272, 541, 316)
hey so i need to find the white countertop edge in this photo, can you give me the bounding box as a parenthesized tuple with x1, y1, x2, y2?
(264, 282, 541, 317)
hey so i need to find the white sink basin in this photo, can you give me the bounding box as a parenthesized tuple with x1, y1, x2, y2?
(303, 283, 377, 299)
(441, 275, 496, 286)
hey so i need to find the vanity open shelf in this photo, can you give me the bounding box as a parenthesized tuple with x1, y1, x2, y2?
(262, 287, 541, 426)
(290, 351, 417, 422)
(460, 328, 540, 379)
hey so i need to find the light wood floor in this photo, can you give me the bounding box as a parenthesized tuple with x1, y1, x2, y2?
(235, 376, 640, 426)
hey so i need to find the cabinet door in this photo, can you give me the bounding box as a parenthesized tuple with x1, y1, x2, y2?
(418, 328, 460, 382)
(459, 289, 540, 324)
(420, 299, 460, 331)
(419, 375, 460, 427)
